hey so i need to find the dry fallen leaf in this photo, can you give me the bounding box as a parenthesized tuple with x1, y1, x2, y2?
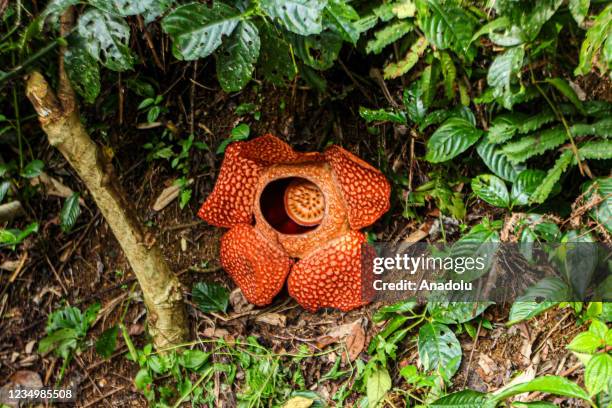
(344, 321, 366, 362)
(282, 396, 313, 408)
(255, 312, 286, 327)
(152, 179, 193, 211)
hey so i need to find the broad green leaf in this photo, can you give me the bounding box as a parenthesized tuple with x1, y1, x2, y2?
(179, 349, 210, 369)
(419, 0, 475, 58)
(366, 367, 391, 408)
(510, 169, 546, 207)
(65, 37, 101, 104)
(95, 325, 118, 359)
(471, 174, 510, 208)
(261, 0, 326, 36)
(257, 23, 297, 85)
(192, 282, 229, 312)
(217, 20, 260, 92)
(403, 83, 427, 126)
(77, 9, 134, 71)
(579, 140, 612, 160)
(366, 20, 413, 54)
(575, 4, 612, 76)
(41, 0, 79, 23)
(427, 302, 490, 324)
(425, 118, 484, 163)
(487, 46, 525, 109)
(476, 140, 522, 182)
(501, 127, 567, 164)
(292, 31, 342, 70)
(359, 107, 406, 124)
(88, 0, 162, 16)
(324, 0, 360, 44)
(429, 390, 489, 408)
(383, 37, 427, 79)
(162, 2, 240, 60)
(546, 78, 585, 114)
(491, 375, 591, 402)
(588, 319, 608, 339)
(418, 322, 461, 379)
(585, 354, 612, 396)
(566, 331, 604, 353)
(508, 277, 570, 325)
(419, 62, 441, 108)
(569, 0, 590, 25)
(21, 160, 44, 178)
(529, 150, 574, 204)
(470, 16, 510, 44)
(60, 193, 81, 233)
(487, 113, 522, 144)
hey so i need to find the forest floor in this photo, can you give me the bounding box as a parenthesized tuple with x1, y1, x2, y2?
(0, 71, 602, 407)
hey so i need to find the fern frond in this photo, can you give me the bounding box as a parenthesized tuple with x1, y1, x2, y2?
(578, 140, 612, 160)
(571, 118, 612, 138)
(529, 150, 574, 204)
(501, 127, 567, 164)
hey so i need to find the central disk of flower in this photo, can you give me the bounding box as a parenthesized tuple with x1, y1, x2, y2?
(259, 177, 325, 235)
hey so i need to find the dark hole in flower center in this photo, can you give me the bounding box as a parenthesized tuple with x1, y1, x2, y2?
(260, 177, 324, 235)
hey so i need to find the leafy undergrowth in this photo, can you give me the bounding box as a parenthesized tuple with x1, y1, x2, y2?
(1, 0, 611, 407)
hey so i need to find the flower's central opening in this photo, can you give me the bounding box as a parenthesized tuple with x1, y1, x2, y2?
(260, 177, 324, 235)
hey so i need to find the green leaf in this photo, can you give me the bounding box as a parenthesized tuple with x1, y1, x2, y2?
(491, 376, 591, 402)
(582, 177, 612, 233)
(546, 78, 585, 114)
(425, 118, 484, 163)
(0, 181, 10, 204)
(217, 20, 260, 92)
(439, 50, 456, 99)
(511, 402, 558, 408)
(529, 150, 574, 204)
(257, 23, 297, 85)
(162, 2, 240, 60)
(179, 349, 210, 369)
(366, 367, 391, 408)
(501, 127, 567, 164)
(418, 322, 461, 379)
(588, 318, 606, 339)
(427, 302, 490, 324)
(383, 37, 427, 80)
(572, 118, 612, 138)
(88, 0, 162, 16)
(419, 0, 475, 57)
(41, 0, 80, 23)
(359, 107, 406, 124)
(65, 36, 101, 104)
(95, 325, 118, 359)
(324, 0, 360, 44)
(508, 277, 570, 325)
(134, 368, 153, 390)
(579, 140, 612, 160)
(575, 4, 612, 76)
(366, 20, 413, 54)
(77, 9, 134, 71)
(476, 140, 522, 182)
(60, 193, 81, 233)
(569, 0, 590, 25)
(585, 353, 612, 396)
(429, 390, 489, 408)
(192, 282, 229, 312)
(291, 31, 342, 70)
(471, 174, 510, 208)
(567, 331, 604, 353)
(403, 83, 427, 126)
(510, 169, 546, 207)
(21, 160, 44, 178)
(261, 0, 325, 36)
(487, 46, 525, 109)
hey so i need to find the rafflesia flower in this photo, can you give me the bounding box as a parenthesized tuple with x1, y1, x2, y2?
(198, 135, 390, 311)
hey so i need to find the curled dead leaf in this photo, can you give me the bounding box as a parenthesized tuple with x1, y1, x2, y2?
(282, 396, 313, 408)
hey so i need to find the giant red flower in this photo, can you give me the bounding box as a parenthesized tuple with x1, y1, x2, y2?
(198, 135, 390, 311)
